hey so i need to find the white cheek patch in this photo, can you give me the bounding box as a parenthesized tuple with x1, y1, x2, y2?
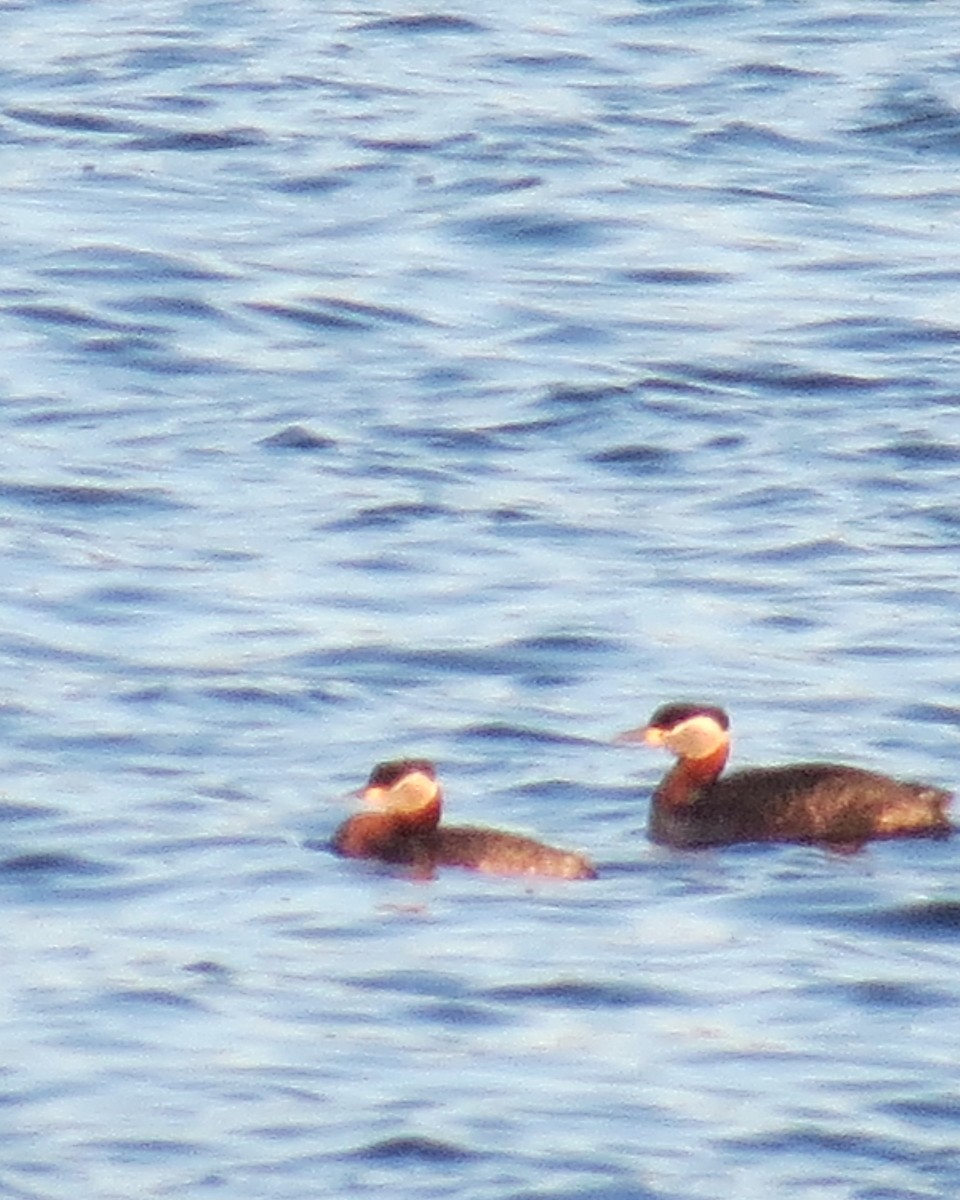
(390, 772, 440, 813)
(667, 715, 728, 760)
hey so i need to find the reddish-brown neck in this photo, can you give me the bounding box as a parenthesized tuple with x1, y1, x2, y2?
(391, 794, 442, 835)
(334, 794, 442, 859)
(659, 743, 729, 808)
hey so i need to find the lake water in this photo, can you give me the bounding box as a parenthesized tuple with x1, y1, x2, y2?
(3, 1, 960, 1197)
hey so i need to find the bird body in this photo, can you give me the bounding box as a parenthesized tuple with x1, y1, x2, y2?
(620, 703, 951, 848)
(333, 759, 596, 880)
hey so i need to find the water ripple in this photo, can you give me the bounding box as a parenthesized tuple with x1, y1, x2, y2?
(37, 246, 229, 282)
(588, 444, 677, 471)
(0, 851, 115, 878)
(454, 213, 606, 250)
(124, 128, 264, 152)
(6, 106, 139, 134)
(457, 723, 594, 746)
(355, 15, 485, 34)
(480, 979, 682, 1008)
(5, 3, 960, 1198)
(259, 425, 337, 451)
(855, 79, 960, 155)
(346, 1135, 480, 1162)
(863, 901, 960, 939)
(0, 481, 184, 511)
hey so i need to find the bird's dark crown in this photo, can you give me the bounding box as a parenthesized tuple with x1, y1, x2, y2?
(647, 703, 730, 732)
(365, 758, 437, 788)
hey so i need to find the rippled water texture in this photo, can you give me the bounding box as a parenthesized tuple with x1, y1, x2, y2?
(3, 1, 960, 1197)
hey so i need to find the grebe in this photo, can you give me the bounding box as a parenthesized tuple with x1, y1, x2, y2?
(618, 702, 952, 848)
(332, 759, 596, 880)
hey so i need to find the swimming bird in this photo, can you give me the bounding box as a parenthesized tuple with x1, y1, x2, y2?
(332, 759, 596, 879)
(617, 702, 952, 848)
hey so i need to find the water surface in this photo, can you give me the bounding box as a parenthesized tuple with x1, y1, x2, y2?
(3, 2, 960, 1197)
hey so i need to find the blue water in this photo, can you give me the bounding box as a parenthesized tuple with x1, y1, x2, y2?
(3, 1, 960, 1196)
